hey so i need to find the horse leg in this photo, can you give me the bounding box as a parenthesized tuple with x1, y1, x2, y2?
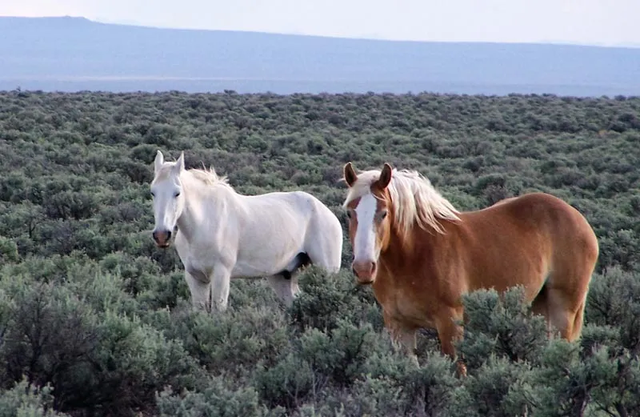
(435, 310, 467, 377)
(397, 329, 419, 366)
(533, 271, 590, 342)
(185, 271, 211, 312)
(544, 287, 588, 342)
(531, 285, 552, 337)
(267, 274, 300, 307)
(210, 266, 231, 313)
(383, 311, 418, 365)
(569, 299, 586, 341)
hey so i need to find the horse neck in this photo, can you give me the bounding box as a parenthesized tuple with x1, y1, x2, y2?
(378, 218, 450, 278)
(176, 173, 238, 242)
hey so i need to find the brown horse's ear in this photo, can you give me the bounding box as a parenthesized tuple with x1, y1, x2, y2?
(378, 163, 393, 189)
(344, 162, 358, 187)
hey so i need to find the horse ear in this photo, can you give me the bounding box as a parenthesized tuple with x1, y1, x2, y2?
(154, 150, 164, 175)
(173, 152, 185, 175)
(378, 163, 393, 189)
(344, 162, 358, 187)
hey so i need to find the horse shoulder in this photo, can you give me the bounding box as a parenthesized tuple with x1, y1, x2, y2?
(377, 232, 462, 325)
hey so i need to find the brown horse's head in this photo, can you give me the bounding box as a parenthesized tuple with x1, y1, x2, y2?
(343, 162, 394, 285)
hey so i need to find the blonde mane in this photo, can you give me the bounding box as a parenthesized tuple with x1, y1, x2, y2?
(343, 168, 460, 234)
(156, 163, 231, 189)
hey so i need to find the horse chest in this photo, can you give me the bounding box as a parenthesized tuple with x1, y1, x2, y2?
(374, 276, 439, 329)
(183, 258, 212, 282)
(175, 239, 222, 282)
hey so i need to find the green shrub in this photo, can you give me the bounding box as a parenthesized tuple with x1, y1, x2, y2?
(156, 376, 263, 417)
(254, 354, 315, 410)
(0, 378, 69, 417)
(459, 287, 548, 370)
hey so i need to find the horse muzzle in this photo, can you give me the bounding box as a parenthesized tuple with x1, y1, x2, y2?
(152, 230, 172, 248)
(352, 260, 377, 285)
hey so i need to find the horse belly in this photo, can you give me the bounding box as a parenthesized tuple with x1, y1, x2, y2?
(233, 239, 304, 277)
(234, 204, 309, 277)
(467, 251, 549, 302)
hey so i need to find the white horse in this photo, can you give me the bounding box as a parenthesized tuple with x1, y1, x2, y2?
(150, 150, 343, 312)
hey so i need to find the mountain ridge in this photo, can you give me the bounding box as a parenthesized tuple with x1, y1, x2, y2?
(2, 16, 639, 96)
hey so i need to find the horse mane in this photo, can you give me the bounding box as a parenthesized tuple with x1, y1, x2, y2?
(156, 163, 231, 189)
(188, 167, 230, 187)
(344, 168, 460, 234)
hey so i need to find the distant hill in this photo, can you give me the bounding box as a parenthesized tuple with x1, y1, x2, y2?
(1, 16, 639, 96)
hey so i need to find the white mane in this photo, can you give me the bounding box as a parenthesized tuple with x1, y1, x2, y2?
(343, 168, 460, 234)
(156, 163, 231, 189)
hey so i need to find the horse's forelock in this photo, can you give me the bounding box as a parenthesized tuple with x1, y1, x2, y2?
(153, 164, 177, 182)
(342, 170, 381, 208)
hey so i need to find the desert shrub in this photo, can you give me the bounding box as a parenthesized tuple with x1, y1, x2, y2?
(458, 287, 548, 370)
(289, 267, 382, 333)
(0, 378, 69, 417)
(254, 354, 315, 410)
(0, 272, 202, 416)
(156, 376, 263, 417)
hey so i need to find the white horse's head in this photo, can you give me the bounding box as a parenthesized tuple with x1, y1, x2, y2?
(150, 150, 186, 248)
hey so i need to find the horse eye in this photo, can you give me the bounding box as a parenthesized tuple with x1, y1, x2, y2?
(380, 210, 388, 219)
(174, 191, 181, 198)
(346, 211, 351, 219)
(150, 192, 155, 198)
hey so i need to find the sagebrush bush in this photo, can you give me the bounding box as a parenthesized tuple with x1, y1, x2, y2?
(156, 376, 263, 417)
(459, 287, 548, 370)
(254, 353, 315, 410)
(0, 378, 69, 417)
(289, 267, 382, 333)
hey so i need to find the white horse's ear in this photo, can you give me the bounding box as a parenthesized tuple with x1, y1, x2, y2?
(173, 152, 185, 175)
(154, 150, 164, 175)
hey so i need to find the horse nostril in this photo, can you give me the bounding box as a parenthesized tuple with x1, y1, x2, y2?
(166, 231, 172, 240)
(152, 231, 158, 242)
(369, 261, 376, 274)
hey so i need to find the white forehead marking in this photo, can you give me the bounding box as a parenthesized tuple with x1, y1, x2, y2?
(354, 193, 377, 260)
(355, 193, 377, 224)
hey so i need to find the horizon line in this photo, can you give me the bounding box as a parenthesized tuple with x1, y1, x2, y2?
(2, 14, 639, 50)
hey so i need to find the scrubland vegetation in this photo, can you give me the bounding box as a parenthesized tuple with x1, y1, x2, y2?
(0, 90, 639, 416)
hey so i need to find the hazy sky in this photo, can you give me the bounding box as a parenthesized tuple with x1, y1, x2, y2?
(2, 0, 639, 47)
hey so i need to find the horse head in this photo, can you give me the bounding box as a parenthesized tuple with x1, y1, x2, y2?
(150, 150, 186, 248)
(343, 162, 395, 284)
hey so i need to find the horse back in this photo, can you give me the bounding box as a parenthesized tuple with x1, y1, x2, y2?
(483, 192, 597, 244)
(457, 192, 598, 296)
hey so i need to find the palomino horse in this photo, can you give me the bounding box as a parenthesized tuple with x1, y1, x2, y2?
(342, 162, 599, 370)
(150, 150, 343, 312)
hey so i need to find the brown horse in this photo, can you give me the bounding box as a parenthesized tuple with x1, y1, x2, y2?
(342, 162, 599, 370)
